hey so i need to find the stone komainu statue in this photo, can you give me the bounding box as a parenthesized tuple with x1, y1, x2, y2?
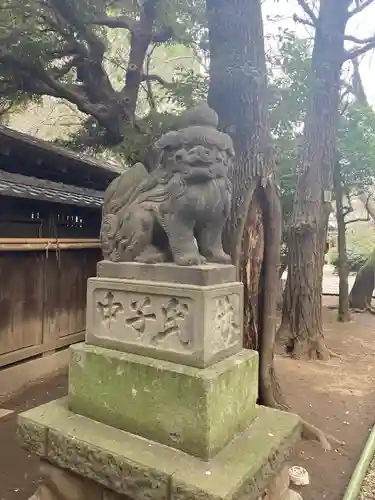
(100, 102, 234, 266)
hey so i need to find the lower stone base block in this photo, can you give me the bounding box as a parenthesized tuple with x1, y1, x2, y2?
(29, 462, 301, 500)
(18, 398, 301, 500)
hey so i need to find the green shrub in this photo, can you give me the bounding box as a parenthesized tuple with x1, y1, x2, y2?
(330, 248, 370, 272)
(329, 221, 375, 272)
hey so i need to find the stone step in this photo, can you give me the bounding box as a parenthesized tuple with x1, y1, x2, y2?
(17, 397, 301, 500)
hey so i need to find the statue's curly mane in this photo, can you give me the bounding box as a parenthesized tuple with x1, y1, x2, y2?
(133, 167, 187, 207)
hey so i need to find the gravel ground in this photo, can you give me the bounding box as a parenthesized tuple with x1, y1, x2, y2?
(359, 458, 375, 500)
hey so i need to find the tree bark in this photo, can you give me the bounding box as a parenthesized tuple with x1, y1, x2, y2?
(279, 0, 351, 359)
(206, 0, 282, 407)
(349, 249, 375, 309)
(348, 191, 375, 310)
(333, 162, 350, 322)
(240, 192, 264, 351)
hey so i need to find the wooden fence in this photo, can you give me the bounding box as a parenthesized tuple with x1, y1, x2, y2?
(0, 240, 100, 368)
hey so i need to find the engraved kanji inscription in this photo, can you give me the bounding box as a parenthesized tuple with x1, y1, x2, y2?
(152, 298, 190, 347)
(97, 292, 123, 327)
(125, 297, 157, 339)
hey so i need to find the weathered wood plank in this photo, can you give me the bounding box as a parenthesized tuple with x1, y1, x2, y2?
(0, 252, 44, 356)
(0, 248, 100, 368)
(43, 249, 99, 341)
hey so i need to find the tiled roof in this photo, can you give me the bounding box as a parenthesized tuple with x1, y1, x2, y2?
(0, 169, 104, 208)
(0, 126, 122, 191)
(0, 126, 122, 174)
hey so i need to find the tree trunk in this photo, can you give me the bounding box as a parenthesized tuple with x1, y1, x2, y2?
(349, 189, 375, 310)
(359, 192, 375, 220)
(206, 0, 282, 407)
(349, 249, 375, 309)
(333, 162, 350, 322)
(241, 192, 264, 351)
(279, 0, 351, 359)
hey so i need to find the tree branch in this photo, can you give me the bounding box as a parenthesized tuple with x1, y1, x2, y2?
(144, 47, 157, 111)
(0, 0, 170, 146)
(345, 216, 370, 226)
(296, 0, 318, 24)
(88, 15, 138, 31)
(0, 53, 111, 123)
(351, 57, 368, 104)
(48, 0, 106, 61)
(348, 0, 375, 17)
(342, 206, 353, 218)
(0, 56, 55, 97)
(344, 34, 375, 44)
(120, 0, 161, 105)
(343, 38, 375, 61)
(141, 73, 172, 87)
(42, 0, 117, 104)
(50, 57, 81, 79)
(36, 70, 110, 120)
(292, 13, 314, 28)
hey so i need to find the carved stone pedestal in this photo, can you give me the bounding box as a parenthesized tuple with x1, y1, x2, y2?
(18, 262, 301, 500)
(86, 262, 243, 368)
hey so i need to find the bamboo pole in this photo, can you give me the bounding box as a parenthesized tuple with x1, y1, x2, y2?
(0, 238, 99, 244)
(342, 423, 375, 500)
(0, 242, 100, 251)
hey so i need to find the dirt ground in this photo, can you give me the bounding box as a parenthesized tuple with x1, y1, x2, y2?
(280, 296, 375, 500)
(0, 374, 67, 500)
(0, 296, 374, 500)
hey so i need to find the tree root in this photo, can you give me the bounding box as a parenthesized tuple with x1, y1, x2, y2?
(366, 303, 375, 315)
(351, 301, 375, 315)
(326, 348, 342, 359)
(351, 307, 367, 313)
(268, 400, 344, 452)
(301, 419, 345, 452)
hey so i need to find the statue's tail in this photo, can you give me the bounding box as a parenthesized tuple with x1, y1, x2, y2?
(100, 214, 119, 261)
(100, 163, 151, 261)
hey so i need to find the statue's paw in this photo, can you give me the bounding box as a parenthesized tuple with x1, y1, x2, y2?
(206, 251, 232, 264)
(175, 254, 207, 266)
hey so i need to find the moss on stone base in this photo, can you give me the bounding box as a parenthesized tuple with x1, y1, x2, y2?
(17, 398, 301, 500)
(68, 343, 258, 459)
